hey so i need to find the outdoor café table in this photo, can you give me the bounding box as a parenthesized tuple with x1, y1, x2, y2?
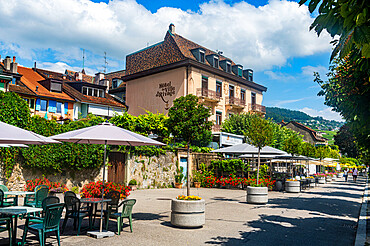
(4, 191, 35, 206)
(0, 206, 43, 245)
(80, 198, 111, 229)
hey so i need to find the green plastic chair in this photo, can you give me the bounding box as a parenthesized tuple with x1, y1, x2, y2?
(105, 199, 136, 235)
(29, 196, 60, 224)
(24, 185, 49, 207)
(0, 189, 13, 246)
(21, 203, 65, 246)
(25, 187, 49, 208)
(0, 184, 16, 207)
(62, 196, 90, 236)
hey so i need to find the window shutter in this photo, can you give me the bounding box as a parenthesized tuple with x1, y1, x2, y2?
(64, 103, 68, 115)
(48, 100, 56, 113)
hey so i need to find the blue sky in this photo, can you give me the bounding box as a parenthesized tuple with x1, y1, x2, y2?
(0, 0, 342, 121)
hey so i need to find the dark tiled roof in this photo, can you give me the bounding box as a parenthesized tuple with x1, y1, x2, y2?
(288, 121, 327, 142)
(65, 69, 94, 83)
(9, 84, 36, 96)
(62, 83, 125, 108)
(105, 70, 126, 89)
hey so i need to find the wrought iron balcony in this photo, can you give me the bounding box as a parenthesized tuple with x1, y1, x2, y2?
(196, 88, 220, 102)
(225, 97, 245, 108)
(249, 104, 266, 113)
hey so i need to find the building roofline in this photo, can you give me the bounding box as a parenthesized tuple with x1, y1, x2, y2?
(127, 41, 165, 57)
(118, 59, 267, 93)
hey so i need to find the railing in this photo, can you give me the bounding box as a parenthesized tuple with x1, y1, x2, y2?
(225, 97, 245, 107)
(249, 104, 266, 113)
(212, 124, 221, 132)
(196, 88, 220, 102)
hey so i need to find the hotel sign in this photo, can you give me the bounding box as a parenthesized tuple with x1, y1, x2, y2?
(156, 81, 175, 110)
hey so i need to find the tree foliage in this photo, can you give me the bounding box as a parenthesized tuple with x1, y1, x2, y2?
(0, 91, 31, 128)
(334, 124, 359, 158)
(300, 0, 370, 60)
(283, 134, 303, 156)
(167, 94, 212, 144)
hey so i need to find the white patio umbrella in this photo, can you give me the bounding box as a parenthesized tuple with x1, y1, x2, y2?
(211, 143, 287, 155)
(0, 144, 28, 148)
(50, 121, 165, 237)
(0, 121, 59, 145)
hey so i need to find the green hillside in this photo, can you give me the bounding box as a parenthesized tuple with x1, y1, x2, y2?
(266, 107, 344, 131)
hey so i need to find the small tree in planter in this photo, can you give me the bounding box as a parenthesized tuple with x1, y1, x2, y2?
(174, 167, 185, 188)
(167, 94, 212, 196)
(243, 116, 274, 204)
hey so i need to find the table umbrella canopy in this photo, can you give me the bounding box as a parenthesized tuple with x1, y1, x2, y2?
(239, 154, 280, 159)
(0, 144, 28, 148)
(0, 121, 59, 145)
(274, 155, 313, 161)
(211, 143, 287, 155)
(51, 122, 165, 146)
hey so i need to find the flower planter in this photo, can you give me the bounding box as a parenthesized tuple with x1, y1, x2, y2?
(194, 182, 201, 188)
(317, 177, 325, 184)
(337, 173, 343, 178)
(326, 177, 332, 182)
(175, 183, 182, 189)
(285, 181, 300, 193)
(170, 199, 205, 228)
(246, 186, 268, 204)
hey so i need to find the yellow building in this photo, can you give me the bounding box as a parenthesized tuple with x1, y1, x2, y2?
(111, 24, 267, 131)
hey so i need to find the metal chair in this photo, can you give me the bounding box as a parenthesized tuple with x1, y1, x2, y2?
(21, 203, 65, 246)
(0, 189, 12, 246)
(0, 184, 16, 207)
(24, 185, 49, 207)
(62, 196, 90, 235)
(105, 199, 136, 235)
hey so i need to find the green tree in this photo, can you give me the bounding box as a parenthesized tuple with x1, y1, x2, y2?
(0, 91, 31, 128)
(243, 116, 275, 185)
(221, 113, 256, 135)
(301, 142, 317, 158)
(283, 134, 303, 157)
(334, 124, 359, 158)
(167, 95, 212, 195)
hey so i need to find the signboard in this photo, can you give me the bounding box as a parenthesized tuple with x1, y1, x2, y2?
(155, 81, 175, 110)
(220, 132, 243, 147)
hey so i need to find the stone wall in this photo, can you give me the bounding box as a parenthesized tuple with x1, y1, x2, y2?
(127, 152, 177, 189)
(3, 163, 104, 192)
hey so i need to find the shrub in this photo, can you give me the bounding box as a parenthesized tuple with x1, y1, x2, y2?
(24, 177, 68, 192)
(128, 179, 137, 185)
(80, 181, 131, 199)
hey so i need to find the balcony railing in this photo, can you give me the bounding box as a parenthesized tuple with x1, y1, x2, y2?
(225, 97, 245, 108)
(249, 104, 266, 113)
(196, 88, 220, 102)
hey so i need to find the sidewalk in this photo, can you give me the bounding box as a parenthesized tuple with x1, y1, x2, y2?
(0, 177, 366, 246)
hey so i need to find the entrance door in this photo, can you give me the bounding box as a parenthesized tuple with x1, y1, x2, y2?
(108, 152, 126, 184)
(180, 157, 188, 184)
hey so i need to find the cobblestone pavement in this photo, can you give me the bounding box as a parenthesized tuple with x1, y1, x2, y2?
(0, 176, 366, 246)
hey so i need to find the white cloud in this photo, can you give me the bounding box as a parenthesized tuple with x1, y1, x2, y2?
(274, 98, 307, 107)
(0, 0, 332, 72)
(38, 61, 95, 75)
(300, 107, 344, 122)
(301, 65, 328, 78)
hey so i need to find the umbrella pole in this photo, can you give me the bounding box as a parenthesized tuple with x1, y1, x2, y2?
(100, 140, 107, 233)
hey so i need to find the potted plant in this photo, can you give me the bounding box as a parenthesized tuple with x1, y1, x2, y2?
(245, 178, 274, 204)
(315, 173, 326, 184)
(174, 167, 184, 189)
(192, 170, 202, 188)
(285, 178, 300, 193)
(171, 195, 205, 228)
(128, 179, 137, 191)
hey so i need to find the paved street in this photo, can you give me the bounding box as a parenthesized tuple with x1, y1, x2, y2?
(0, 176, 366, 246)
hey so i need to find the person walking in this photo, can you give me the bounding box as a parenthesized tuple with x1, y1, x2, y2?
(344, 169, 348, 182)
(353, 167, 358, 182)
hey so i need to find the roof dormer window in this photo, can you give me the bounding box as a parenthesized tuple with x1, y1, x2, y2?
(214, 56, 219, 68)
(191, 48, 206, 63)
(226, 61, 231, 73)
(82, 86, 105, 98)
(199, 50, 205, 63)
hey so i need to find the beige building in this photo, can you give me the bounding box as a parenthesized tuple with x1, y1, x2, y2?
(111, 24, 267, 131)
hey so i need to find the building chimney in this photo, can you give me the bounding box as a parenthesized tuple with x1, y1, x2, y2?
(34, 62, 37, 69)
(94, 72, 105, 84)
(36, 86, 39, 92)
(169, 23, 175, 34)
(4, 56, 11, 71)
(10, 56, 18, 73)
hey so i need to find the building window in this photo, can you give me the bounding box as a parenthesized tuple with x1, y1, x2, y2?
(98, 89, 104, 98)
(112, 79, 122, 89)
(229, 85, 234, 98)
(238, 67, 243, 77)
(214, 56, 219, 68)
(202, 76, 208, 89)
(82, 86, 87, 95)
(40, 99, 48, 112)
(87, 88, 93, 96)
(241, 89, 245, 101)
(93, 88, 98, 97)
(216, 112, 222, 125)
(251, 92, 256, 105)
(200, 50, 205, 63)
(56, 102, 63, 113)
(24, 98, 35, 109)
(226, 61, 231, 73)
(216, 81, 222, 97)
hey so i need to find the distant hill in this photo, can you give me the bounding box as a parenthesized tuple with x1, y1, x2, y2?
(265, 107, 344, 131)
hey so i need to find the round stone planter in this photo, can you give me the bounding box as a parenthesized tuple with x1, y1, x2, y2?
(326, 177, 332, 182)
(285, 181, 300, 193)
(171, 199, 205, 228)
(246, 186, 268, 204)
(318, 177, 326, 184)
(337, 173, 344, 178)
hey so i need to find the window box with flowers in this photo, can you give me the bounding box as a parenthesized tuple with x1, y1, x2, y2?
(171, 195, 205, 228)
